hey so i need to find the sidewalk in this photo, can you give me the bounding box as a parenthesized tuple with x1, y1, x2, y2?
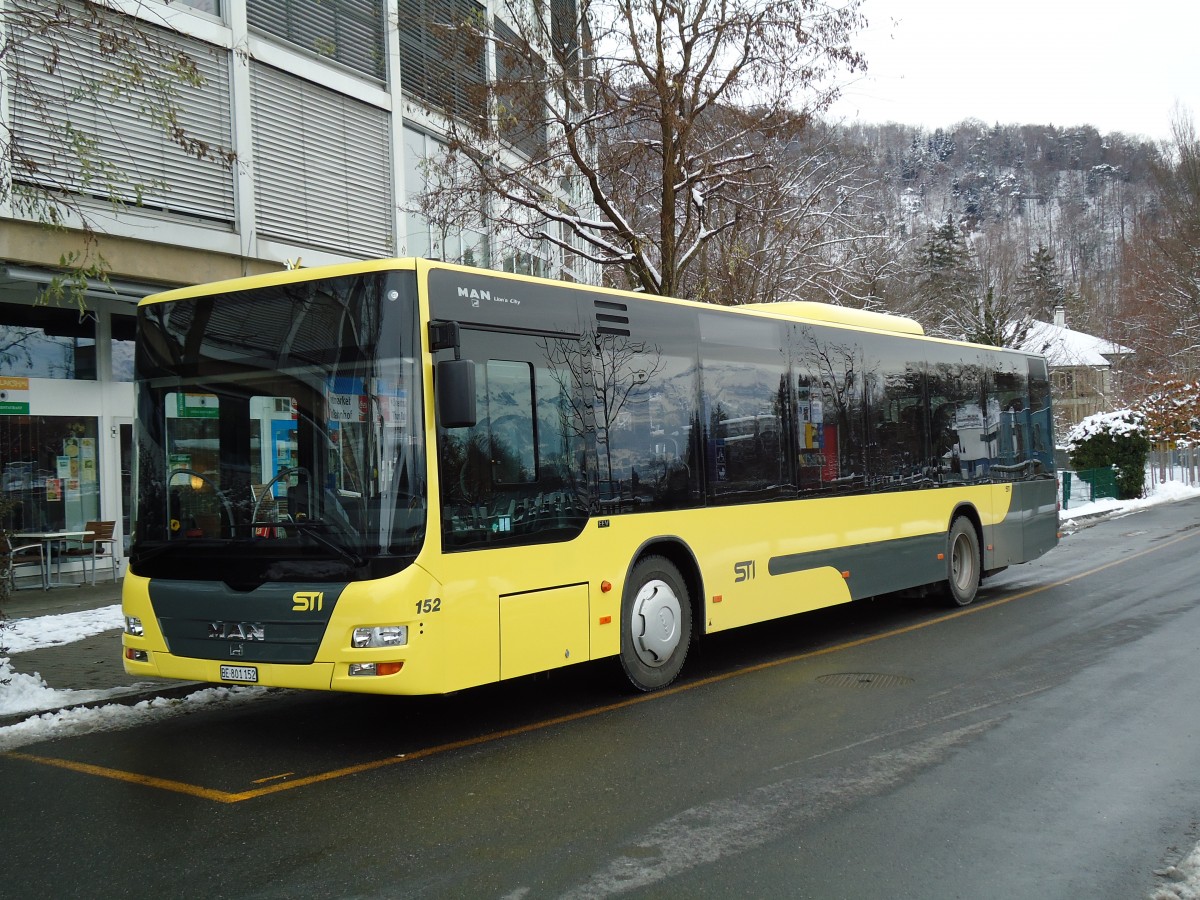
(1, 576, 200, 728)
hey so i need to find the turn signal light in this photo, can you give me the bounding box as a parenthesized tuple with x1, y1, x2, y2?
(125, 648, 148, 662)
(349, 662, 405, 677)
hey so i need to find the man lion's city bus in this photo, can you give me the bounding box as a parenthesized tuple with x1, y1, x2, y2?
(122, 258, 1058, 694)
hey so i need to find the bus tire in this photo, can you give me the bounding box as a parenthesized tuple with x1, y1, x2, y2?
(620, 555, 692, 692)
(943, 516, 981, 607)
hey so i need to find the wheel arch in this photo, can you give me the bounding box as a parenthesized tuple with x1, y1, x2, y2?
(624, 536, 706, 639)
(947, 501, 983, 551)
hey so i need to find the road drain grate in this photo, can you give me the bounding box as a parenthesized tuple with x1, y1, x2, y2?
(817, 673, 914, 688)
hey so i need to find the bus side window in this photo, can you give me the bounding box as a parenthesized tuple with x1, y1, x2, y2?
(485, 360, 536, 485)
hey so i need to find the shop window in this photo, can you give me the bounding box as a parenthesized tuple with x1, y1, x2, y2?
(0, 303, 97, 380)
(0, 417, 100, 531)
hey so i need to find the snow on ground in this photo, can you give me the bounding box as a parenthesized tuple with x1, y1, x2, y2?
(0, 600, 267, 744)
(0, 684, 269, 752)
(3, 602, 123, 654)
(1059, 478, 1200, 528)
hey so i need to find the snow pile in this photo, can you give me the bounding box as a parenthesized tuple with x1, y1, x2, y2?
(3, 603, 123, 654)
(1060, 477, 1200, 525)
(1152, 840, 1200, 899)
(0, 600, 268, 745)
(0, 684, 268, 752)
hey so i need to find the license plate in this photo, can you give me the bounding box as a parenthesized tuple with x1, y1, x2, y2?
(220, 665, 258, 683)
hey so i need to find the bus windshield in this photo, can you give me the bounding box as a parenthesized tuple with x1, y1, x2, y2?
(130, 269, 425, 585)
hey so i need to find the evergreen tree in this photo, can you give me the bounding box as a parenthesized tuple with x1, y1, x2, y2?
(1015, 243, 1070, 321)
(917, 218, 976, 307)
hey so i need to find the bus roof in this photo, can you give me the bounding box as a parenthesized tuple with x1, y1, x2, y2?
(740, 301, 924, 336)
(139, 258, 418, 306)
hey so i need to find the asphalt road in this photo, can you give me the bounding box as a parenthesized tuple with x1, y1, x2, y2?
(3, 499, 1200, 899)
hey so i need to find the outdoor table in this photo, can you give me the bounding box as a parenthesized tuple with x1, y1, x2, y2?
(13, 530, 93, 589)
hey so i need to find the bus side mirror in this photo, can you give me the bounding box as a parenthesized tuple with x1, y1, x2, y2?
(436, 358, 477, 428)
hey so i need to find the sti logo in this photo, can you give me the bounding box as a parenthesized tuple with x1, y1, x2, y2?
(292, 591, 324, 612)
(734, 560, 756, 583)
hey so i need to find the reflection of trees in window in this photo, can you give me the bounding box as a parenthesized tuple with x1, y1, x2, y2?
(793, 327, 864, 490)
(927, 360, 985, 482)
(591, 332, 665, 490)
(868, 366, 929, 485)
(705, 363, 791, 502)
(440, 341, 589, 548)
(545, 329, 700, 511)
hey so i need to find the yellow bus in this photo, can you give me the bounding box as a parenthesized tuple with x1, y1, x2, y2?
(122, 258, 1058, 694)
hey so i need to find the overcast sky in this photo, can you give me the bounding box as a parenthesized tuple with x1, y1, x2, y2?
(828, 0, 1198, 142)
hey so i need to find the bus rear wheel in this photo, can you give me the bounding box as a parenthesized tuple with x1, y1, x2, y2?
(943, 516, 981, 607)
(620, 555, 692, 692)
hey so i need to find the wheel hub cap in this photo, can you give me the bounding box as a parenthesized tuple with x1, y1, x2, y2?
(630, 579, 681, 667)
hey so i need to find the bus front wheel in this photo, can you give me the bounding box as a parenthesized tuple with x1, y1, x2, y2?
(943, 517, 981, 607)
(620, 555, 692, 692)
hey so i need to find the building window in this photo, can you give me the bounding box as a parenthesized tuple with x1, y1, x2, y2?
(398, 0, 487, 119)
(0, 304, 97, 380)
(248, 0, 386, 79)
(10, 5, 235, 223)
(494, 17, 548, 159)
(1051, 370, 1074, 393)
(112, 315, 136, 383)
(403, 128, 489, 263)
(0, 417, 100, 532)
(177, 0, 222, 16)
(250, 63, 394, 256)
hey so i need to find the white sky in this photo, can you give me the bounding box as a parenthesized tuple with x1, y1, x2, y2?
(828, 0, 1199, 142)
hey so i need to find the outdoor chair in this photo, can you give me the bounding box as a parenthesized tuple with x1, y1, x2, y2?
(58, 520, 118, 585)
(2, 532, 46, 590)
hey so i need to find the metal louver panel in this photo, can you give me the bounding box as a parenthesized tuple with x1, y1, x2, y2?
(397, 0, 486, 118)
(247, 0, 386, 80)
(250, 63, 394, 256)
(494, 17, 548, 159)
(10, 7, 235, 223)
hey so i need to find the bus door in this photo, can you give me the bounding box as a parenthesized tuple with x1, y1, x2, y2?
(434, 326, 593, 678)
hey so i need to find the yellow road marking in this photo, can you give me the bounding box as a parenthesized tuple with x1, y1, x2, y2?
(5, 527, 1197, 803)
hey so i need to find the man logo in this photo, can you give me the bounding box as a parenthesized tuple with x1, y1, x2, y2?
(293, 591, 324, 612)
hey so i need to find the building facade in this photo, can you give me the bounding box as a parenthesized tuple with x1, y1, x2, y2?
(0, 0, 585, 564)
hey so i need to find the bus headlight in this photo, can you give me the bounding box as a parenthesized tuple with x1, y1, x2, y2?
(352, 625, 408, 649)
(124, 616, 144, 637)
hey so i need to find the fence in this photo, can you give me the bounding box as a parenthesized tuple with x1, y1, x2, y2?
(1060, 468, 1119, 509)
(1059, 449, 1200, 510)
(1147, 447, 1200, 490)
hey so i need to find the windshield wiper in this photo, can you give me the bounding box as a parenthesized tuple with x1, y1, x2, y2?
(286, 519, 365, 568)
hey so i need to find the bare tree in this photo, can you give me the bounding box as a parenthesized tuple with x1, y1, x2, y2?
(1, 0, 234, 302)
(1116, 108, 1200, 386)
(684, 120, 896, 306)
(415, 0, 867, 297)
